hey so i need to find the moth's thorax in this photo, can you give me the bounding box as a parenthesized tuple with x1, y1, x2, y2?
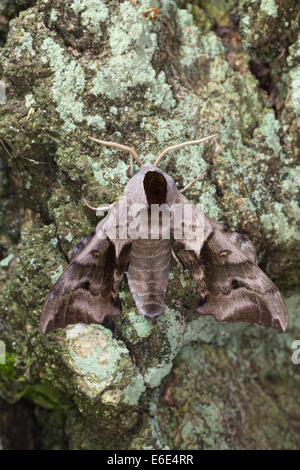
(123, 164, 179, 206)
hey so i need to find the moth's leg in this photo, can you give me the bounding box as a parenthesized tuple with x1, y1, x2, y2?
(172, 249, 183, 268)
(83, 197, 115, 217)
(180, 172, 206, 194)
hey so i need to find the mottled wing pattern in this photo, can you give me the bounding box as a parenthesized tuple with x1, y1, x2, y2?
(40, 203, 132, 334)
(173, 193, 288, 332)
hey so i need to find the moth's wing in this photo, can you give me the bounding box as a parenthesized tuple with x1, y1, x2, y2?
(41, 199, 132, 334)
(172, 193, 288, 332)
(203, 214, 258, 264)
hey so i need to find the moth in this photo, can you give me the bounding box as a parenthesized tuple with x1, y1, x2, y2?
(41, 136, 288, 334)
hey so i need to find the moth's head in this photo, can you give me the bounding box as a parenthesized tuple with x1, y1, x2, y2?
(88, 135, 217, 204)
(123, 163, 177, 206)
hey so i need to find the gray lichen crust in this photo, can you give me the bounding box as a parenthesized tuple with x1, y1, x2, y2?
(0, 0, 299, 449)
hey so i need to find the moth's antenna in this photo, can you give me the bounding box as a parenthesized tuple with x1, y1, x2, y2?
(83, 197, 98, 211)
(88, 136, 142, 167)
(154, 134, 217, 166)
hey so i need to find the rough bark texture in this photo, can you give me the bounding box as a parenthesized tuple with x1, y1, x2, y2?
(0, 0, 299, 449)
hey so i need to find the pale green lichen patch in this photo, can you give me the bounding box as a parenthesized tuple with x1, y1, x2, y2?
(128, 311, 153, 339)
(141, 117, 186, 145)
(260, 0, 278, 18)
(66, 232, 73, 243)
(41, 38, 86, 132)
(281, 166, 300, 195)
(91, 1, 175, 110)
(40, 37, 106, 132)
(180, 402, 229, 449)
(148, 388, 171, 449)
(63, 323, 148, 408)
(109, 106, 118, 115)
(86, 114, 106, 130)
(287, 39, 300, 68)
(71, 0, 109, 34)
(259, 112, 281, 157)
(200, 31, 225, 61)
(177, 8, 224, 66)
(143, 308, 184, 388)
(240, 13, 250, 34)
(88, 151, 128, 189)
(260, 202, 300, 243)
(24, 93, 35, 109)
(64, 324, 133, 401)
(0, 253, 14, 267)
(123, 373, 146, 406)
(50, 264, 64, 284)
(289, 67, 300, 116)
(17, 31, 34, 54)
(50, 8, 58, 22)
(163, 307, 185, 357)
(144, 363, 173, 388)
(198, 185, 221, 220)
(183, 316, 221, 345)
(255, 156, 300, 244)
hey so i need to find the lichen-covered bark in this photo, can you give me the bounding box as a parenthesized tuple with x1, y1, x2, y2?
(0, 0, 299, 449)
(0, 1, 35, 45)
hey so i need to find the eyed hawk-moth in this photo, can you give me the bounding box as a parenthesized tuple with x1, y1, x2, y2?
(40, 136, 288, 334)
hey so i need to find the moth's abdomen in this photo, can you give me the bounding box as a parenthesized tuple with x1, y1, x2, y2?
(127, 239, 171, 320)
